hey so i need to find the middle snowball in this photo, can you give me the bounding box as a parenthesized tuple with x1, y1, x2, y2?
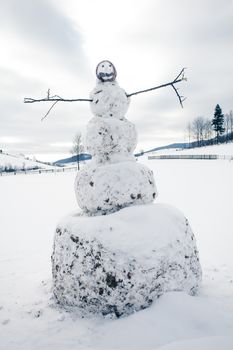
(75, 161, 157, 215)
(85, 116, 137, 162)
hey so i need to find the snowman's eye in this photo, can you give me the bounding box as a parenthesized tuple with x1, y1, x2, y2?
(109, 64, 112, 67)
(102, 65, 104, 68)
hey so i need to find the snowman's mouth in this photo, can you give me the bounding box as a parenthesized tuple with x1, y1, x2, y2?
(98, 72, 115, 82)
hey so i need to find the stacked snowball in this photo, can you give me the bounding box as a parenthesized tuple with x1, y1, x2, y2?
(52, 61, 202, 318)
(75, 78, 157, 215)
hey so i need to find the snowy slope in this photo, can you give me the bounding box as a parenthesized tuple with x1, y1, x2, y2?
(0, 152, 56, 171)
(149, 142, 233, 156)
(0, 158, 233, 349)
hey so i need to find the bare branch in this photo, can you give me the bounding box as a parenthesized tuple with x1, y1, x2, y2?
(24, 90, 92, 120)
(24, 97, 92, 103)
(127, 68, 187, 108)
(41, 100, 59, 122)
(174, 67, 187, 82)
(171, 84, 186, 108)
(126, 80, 182, 98)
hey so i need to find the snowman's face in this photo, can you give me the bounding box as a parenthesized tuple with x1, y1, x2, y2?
(96, 60, 117, 82)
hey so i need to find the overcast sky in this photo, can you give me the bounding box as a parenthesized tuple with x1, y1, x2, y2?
(0, 0, 233, 161)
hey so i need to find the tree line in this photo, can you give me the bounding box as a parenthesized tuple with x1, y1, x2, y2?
(186, 105, 233, 147)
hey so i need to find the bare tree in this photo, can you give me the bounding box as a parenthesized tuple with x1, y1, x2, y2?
(203, 119, 213, 143)
(224, 113, 231, 143)
(230, 110, 233, 134)
(70, 133, 84, 171)
(186, 122, 192, 148)
(191, 116, 205, 146)
(224, 110, 233, 142)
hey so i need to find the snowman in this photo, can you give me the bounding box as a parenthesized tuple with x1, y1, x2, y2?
(25, 61, 201, 319)
(75, 60, 157, 214)
(49, 62, 201, 317)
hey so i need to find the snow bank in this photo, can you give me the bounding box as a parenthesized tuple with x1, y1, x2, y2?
(52, 203, 201, 317)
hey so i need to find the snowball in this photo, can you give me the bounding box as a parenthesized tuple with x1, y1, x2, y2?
(75, 160, 157, 214)
(52, 203, 202, 318)
(90, 81, 130, 119)
(85, 116, 137, 161)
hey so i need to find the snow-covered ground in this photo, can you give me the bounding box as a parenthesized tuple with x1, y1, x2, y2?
(0, 157, 233, 349)
(150, 141, 233, 156)
(0, 152, 56, 172)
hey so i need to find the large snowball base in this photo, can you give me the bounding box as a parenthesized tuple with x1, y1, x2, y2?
(52, 203, 202, 318)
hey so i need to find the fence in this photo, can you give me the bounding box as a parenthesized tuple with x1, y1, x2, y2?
(0, 165, 80, 177)
(148, 154, 233, 160)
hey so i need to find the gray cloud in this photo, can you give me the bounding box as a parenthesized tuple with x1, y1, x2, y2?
(0, 0, 92, 157)
(0, 0, 91, 78)
(1, 0, 80, 49)
(0, 67, 89, 156)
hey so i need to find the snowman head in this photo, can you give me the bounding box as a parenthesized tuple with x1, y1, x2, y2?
(96, 60, 117, 82)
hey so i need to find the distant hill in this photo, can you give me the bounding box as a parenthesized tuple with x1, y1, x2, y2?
(54, 144, 190, 164)
(147, 141, 233, 156)
(0, 151, 57, 173)
(134, 142, 190, 157)
(146, 142, 189, 153)
(54, 153, 92, 165)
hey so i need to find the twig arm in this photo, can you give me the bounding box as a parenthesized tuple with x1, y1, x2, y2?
(171, 84, 186, 108)
(24, 89, 92, 121)
(24, 97, 92, 103)
(126, 79, 183, 98)
(41, 101, 59, 122)
(127, 68, 187, 108)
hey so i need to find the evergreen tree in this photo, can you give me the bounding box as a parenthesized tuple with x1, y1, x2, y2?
(212, 104, 225, 143)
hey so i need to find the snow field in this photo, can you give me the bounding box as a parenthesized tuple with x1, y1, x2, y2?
(0, 158, 233, 349)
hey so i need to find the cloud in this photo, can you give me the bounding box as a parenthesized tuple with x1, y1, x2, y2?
(0, 67, 89, 156)
(0, 1, 92, 156)
(1, 0, 79, 48)
(0, 0, 90, 78)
